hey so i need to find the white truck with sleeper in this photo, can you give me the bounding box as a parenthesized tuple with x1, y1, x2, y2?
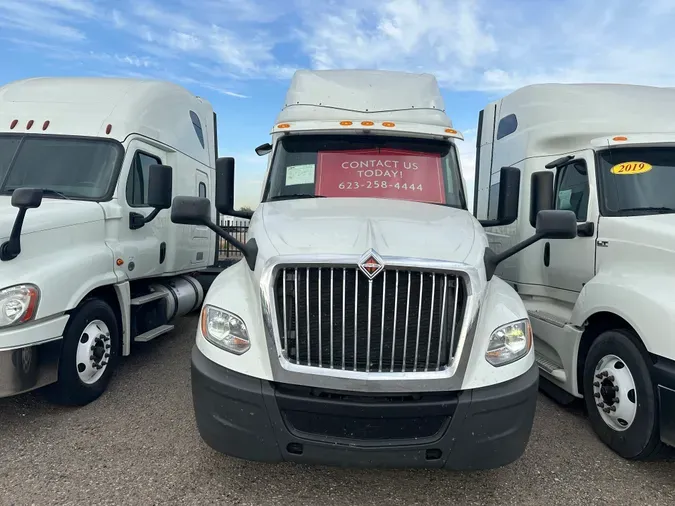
(474, 83, 675, 460)
(169, 69, 578, 469)
(0, 76, 222, 405)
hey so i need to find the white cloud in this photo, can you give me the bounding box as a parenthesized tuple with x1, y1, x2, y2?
(295, 0, 675, 92)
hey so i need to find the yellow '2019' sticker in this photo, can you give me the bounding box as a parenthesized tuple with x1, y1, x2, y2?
(610, 161, 653, 175)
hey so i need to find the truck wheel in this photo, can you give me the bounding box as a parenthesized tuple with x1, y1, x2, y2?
(47, 298, 120, 406)
(582, 329, 666, 460)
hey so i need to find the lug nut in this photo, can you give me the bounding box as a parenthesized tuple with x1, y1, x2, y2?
(594, 393, 601, 398)
(597, 402, 605, 408)
(614, 386, 619, 391)
(603, 407, 611, 413)
(596, 373, 603, 379)
(608, 375, 615, 381)
(104, 353, 110, 358)
(602, 371, 609, 377)
(593, 381, 600, 387)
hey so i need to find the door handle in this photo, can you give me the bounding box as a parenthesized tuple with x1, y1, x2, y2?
(577, 222, 595, 237)
(543, 242, 550, 267)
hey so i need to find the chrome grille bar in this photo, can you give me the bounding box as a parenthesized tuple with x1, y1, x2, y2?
(275, 266, 465, 373)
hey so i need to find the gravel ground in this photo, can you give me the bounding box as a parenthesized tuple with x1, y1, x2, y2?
(1, 315, 673, 506)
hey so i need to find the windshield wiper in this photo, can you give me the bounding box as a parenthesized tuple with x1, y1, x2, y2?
(618, 206, 675, 214)
(268, 194, 326, 202)
(3, 188, 72, 200)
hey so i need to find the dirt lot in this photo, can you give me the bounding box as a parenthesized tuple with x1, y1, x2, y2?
(1, 315, 673, 506)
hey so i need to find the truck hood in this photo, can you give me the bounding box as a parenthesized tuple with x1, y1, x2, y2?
(259, 197, 477, 262)
(0, 197, 104, 241)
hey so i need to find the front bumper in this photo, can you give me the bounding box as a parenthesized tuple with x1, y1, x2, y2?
(191, 345, 539, 470)
(0, 315, 68, 398)
(653, 355, 675, 447)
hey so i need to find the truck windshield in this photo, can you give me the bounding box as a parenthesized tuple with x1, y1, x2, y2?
(0, 134, 123, 200)
(597, 146, 675, 216)
(263, 134, 467, 209)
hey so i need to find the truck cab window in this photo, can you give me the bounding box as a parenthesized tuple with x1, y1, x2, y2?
(263, 134, 467, 209)
(555, 161, 589, 222)
(126, 152, 161, 207)
(0, 134, 123, 200)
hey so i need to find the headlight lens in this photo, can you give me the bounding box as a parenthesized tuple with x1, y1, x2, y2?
(485, 318, 532, 367)
(200, 305, 250, 355)
(0, 284, 40, 328)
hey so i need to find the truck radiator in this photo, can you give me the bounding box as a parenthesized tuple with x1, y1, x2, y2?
(273, 267, 465, 373)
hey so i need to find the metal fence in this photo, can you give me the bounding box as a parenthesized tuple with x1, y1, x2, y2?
(217, 218, 250, 263)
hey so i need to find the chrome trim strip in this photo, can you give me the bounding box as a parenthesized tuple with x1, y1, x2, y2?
(260, 253, 483, 393)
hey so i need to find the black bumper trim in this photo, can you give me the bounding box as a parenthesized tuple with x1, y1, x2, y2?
(653, 355, 675, 447)
(191, 345, 539, 470)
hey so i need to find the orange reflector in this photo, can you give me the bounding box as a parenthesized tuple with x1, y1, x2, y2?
(116, 258, 124, 266)
(382, 122, 395, 127)
(42, 120, 50, 131)
(361, 121, 374, 126)
(10, 119, 17, 129)
(340, 121, 353, 126)
(613, 136, 628, 141)
(26, 120, 34, 129)
(445, 128, 458, 134)
(277, 123, 290, 129)
(106, 124, 112, 134)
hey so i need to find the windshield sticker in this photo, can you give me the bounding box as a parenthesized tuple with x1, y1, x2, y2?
(315, 148, 445, 203)
(610, 161, 653, 175)
(285, 164, 315, 186)
(557, 189, 573, 210)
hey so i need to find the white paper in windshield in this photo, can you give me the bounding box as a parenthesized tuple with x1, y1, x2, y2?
(286, 164, 315, 186)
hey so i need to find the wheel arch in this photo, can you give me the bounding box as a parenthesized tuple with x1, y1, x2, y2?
(577, 312, 652, 396)
(67, 285, 124, 355)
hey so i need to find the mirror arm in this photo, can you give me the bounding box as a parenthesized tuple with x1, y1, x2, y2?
(484, 233, 544, 281)
(0, 208, 29, 261)
(129, 207, 162, 230)
(205, 221, 258, 270)
(226, 209, 254, 220)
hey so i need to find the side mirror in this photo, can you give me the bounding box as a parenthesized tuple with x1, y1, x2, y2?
(529, 171, 554, 227)
(170, 195, 259, 270)
(170, 196, 211, 225)
(479, 166, 520, 227)
(535, 209, 577, 239)
(129, 164, 173, 230)
(147, 164, 173, 210)
(11, 188, 43, 209)
(255, 143, 272, 156)
(215, 157, 253, 219)
(483, 208, 578, 280)
(1, 188, 44, 261)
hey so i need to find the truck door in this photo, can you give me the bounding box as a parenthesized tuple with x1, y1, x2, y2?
(192, 169, 211, 266)
(543, 149, 598, 294)
(117, 140, 170, 279)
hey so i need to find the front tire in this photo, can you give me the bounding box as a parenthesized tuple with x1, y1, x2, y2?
(582, 329, 666, 460)
(47, 298, 120, 406)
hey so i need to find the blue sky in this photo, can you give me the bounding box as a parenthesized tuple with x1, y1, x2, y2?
(2, 0, 674, 209)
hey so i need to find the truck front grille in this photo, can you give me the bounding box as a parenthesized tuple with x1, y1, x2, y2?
(273, 266, 466, 373)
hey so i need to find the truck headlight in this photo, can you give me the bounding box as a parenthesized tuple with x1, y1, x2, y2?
(485, 319, 532, 367)
(200, 304, 250, 355)
(0, 284, 40, 328)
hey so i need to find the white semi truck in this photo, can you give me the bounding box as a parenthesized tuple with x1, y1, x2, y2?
(169, 69, 578, 469)
(0, 76, 223, 405)
(474, 83, 675, 460)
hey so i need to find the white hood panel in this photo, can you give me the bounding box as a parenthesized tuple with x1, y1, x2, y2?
(259, 198, 477, 263)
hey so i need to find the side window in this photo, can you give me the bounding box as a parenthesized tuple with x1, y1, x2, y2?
(190, 111, 205, 149)
(496, 114, 518, 140)
(126, 151, 161, 207)
(555, 161, 589, 222)
(198, 182, 207, 198)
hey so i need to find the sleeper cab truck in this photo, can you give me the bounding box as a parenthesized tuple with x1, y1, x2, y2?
(0, 76, 221, 405)
(475, 82, 675, 460)
(169, 70, 578, 470)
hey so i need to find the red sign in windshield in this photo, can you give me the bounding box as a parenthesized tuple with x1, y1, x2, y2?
(315, 148, 445, 204)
